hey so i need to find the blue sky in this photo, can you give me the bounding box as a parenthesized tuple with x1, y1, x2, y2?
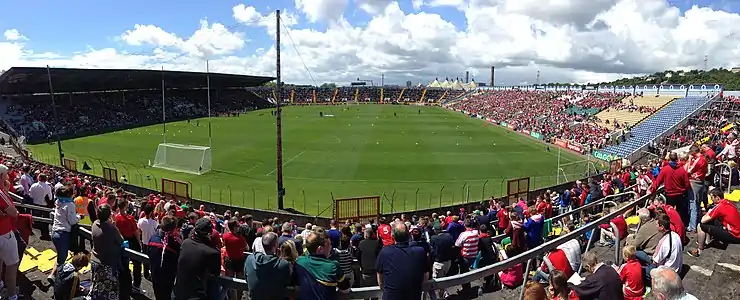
(3, 0, 740, 85)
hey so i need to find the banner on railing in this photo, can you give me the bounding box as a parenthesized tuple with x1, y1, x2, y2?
(592, 150, 618, 161)
(530, 132, 543, 140)
(721, 123, 734, 133)
(500, 121, 508, 127)
(521, 129, 530, 135)
(553, 138, 585, 154)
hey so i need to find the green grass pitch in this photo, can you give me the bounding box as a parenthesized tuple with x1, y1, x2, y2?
(28, 105, 595, 216)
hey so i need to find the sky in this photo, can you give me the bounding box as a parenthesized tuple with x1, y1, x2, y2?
(2, 0, 740, 86)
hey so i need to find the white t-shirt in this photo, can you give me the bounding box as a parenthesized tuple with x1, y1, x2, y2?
(653, 231, 683, 272)
(28, 182, 52, 206)
(137, 217, 159, 245)
(252, 237, 265, 254)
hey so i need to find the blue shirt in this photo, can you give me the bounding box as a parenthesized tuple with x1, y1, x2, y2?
(447, 222, 465, 241)
(376, 242, 428, 300)
(278, 234, 303, 255)
(327, 228, 341, 249)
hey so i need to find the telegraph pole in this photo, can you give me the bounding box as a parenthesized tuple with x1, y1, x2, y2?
(275, 10, 286, 210)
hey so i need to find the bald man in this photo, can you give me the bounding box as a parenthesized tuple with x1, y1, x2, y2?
(376, 222, 429, 299)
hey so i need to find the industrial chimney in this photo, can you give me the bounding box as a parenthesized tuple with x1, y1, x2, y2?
(490, 66, 495, 87)
(465, 71, 469, 83)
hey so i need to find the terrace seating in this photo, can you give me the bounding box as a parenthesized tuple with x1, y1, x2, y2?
(630, 95, 676, 109)
(594, 108, 650, 129)
(600, 96, 713, 157)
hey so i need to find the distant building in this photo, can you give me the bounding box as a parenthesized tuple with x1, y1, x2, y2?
(731, 67, 740, 73)
(406, 81, 412, 88)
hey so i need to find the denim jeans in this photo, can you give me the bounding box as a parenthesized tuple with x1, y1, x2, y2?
(689, 181, 706, 231)
(532, 269, 549, 283)
(51, 230, 70, 266)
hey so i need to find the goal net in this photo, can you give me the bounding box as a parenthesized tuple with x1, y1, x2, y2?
(152, 143, 212, 175)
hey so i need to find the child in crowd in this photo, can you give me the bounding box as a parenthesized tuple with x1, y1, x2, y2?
(53, 252, 91, 300)
(617, 245, 645, 300)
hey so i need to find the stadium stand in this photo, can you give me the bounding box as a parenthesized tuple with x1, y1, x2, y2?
(600, 96, 715, 158)
(1, 67, 738, 300)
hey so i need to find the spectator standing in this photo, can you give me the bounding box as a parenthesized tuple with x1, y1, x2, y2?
(137, 204, 158, 280)
(357, 228, 381, 287)
(650, 153, 691, 223)
(335, 231, 355, 287)
(114, 198, 143, 296)
(279, 222, 303, 255)
(327, 220, 341, 249)
(455, 219, 480, 296)
(19, 165, 33, 202)
(0, 164, 19, 300)
(377, 217, 394, 247)
(497, 203, 509, 235)
(376, 222, 429, 300)
(686, 146, 708, 231)
(28, 173, 53, 239)
(301, 223, 313, 241)
(687, 188, 740, 257)
(90, 204, 123, 299)
(252, 225, 273, 254)
(296, 231, 351, 299)
(174, 218, 221, 300)
(429, 226, 455, 299)
(476, 224, 498, 293)
(222, 219, 247, 300)
(569, 251, 623, 300)
(48, 185, 80, 283)
(147, 215, 181, 300)
(650, 267, 698, 300)
(506, 211, 526, 255)
(244, 232, 292, 299)
(523, 207, 545, 249)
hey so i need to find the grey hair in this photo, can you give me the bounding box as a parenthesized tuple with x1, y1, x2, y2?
(582, 251, 599, 269)
(650, 267, 687, 300)
(262, 232, 279, 253)
(637, 208, 651, 221)
(391, 222, 409, 242)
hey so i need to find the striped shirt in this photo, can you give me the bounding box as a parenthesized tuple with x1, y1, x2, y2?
(335, 248, 353, 275)
(455, 229, 479, 259)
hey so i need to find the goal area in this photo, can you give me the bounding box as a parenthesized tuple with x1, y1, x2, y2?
(152, 143, 212, 175)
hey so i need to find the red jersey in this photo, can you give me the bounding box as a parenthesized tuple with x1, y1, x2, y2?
(705, 148, 716, 161)
(115, 213, 138, 238)
(707, 199, 740, 238)
(378, 223, 394, 246)
(497, 209, 509, 229)
(663, 205, 686, 242)
(536, 202, 548, 215)
(621, 172, 632, 186)
(0, 191, 17, 235)
(541, 249, 573, 278)
(222, 232, 247, 260)
(618, 258, 645, 300)
(686, 154, 708, 181)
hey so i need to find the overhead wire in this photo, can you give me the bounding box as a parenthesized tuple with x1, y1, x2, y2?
(279, 14, 319, 87)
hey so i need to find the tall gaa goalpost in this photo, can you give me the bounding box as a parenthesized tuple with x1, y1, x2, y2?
(152, 63, 214, 175)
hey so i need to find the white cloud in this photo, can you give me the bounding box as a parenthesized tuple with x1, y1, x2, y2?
(294, 0, 349, 23)
(3, 0, 740, 86)
(3, 29, 28, 41)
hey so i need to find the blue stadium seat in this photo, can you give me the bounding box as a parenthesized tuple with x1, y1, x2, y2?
(600, 96, 713, 157)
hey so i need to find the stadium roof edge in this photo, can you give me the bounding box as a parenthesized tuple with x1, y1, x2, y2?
(0, 67, 275, 95)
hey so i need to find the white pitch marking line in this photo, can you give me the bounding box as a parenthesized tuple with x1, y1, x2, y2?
(266, 151, 305, 176)
(245, 163, 262, 173)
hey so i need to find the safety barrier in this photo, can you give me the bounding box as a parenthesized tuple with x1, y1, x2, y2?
(9, 186, 661, 300)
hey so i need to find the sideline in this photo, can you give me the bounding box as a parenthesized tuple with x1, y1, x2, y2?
(266, 150, 305, 176)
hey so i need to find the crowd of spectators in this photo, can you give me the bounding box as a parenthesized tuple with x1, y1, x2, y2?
(2, 89, 271, 143)
(446, 90, 624, 150)
(248, 86, 452, 104)
(0, 151, 729, 300)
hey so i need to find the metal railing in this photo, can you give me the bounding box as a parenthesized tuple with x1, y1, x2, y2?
(10, 186, 660, 300)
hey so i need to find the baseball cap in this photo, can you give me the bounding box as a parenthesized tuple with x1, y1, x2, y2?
(195, 218, 213, 233)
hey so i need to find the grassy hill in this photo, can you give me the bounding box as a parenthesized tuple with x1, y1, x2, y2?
(598, 68, 740, 90)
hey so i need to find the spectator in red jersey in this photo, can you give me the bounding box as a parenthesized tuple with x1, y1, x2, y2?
(650, 152, 691, 224)
(598, 206, 628, 247)
(497, 202, 510, 235)
(222, 218, 247, 300)
(532, 247, 574, 283)
(377, 217, 394, 247)
(687, 188, 740, 257)
(686, 146, 708, 232)
(505, 211, 526, 255)
(115, 198, 144, 296)
(651, 197, 687, 245)
(618, 245, 645, 300)
(0, 164, 19, 300)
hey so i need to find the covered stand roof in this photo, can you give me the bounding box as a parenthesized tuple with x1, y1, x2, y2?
(0, 67, 275, 95)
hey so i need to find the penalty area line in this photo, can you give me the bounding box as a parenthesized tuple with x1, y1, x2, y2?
(265, 150, 305, 176)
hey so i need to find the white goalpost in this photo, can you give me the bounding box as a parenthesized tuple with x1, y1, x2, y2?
(152, 62, 214, 175)
(153, 143, 212, 175)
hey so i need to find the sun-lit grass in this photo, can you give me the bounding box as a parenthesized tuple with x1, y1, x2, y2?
(29, 105, 596, 216)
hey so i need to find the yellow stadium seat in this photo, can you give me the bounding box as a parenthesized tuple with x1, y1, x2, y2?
(724, 190, 740, 202)
(25, 247, 41, 258)
(37, 259, 54, 273)
(37, 249, 57, 262)
(18, 256, 38, 273)
(626, 216, 640, 226)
